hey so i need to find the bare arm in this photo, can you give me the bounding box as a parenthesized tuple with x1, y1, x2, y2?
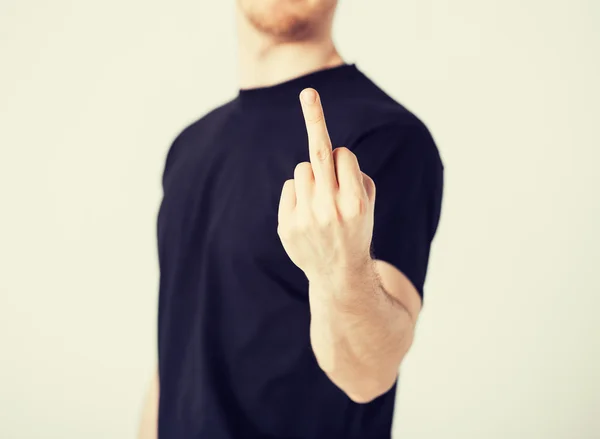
(137, 370, 159, 439)
(308, 259, 421, 403)
(277, 88, 424, 403)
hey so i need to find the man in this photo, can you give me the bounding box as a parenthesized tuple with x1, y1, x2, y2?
(138, 0, 444, 438)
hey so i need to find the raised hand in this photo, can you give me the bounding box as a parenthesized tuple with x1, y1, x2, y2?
(277, 88, 377, 280)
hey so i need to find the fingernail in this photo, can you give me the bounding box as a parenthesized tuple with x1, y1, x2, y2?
(301, 88, 317, 104)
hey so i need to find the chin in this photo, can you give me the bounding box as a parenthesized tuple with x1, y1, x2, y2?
(238, 0, 337, 39)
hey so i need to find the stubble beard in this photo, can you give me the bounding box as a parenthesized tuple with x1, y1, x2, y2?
(241, 1, 334, 42)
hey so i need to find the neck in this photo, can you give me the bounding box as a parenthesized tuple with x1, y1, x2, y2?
(235, 8, 345, 90)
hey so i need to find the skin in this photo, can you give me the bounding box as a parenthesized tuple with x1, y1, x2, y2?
(235, 0, 343, 90)
(281, 89, 422, 402)
(138, 1, 422, 437)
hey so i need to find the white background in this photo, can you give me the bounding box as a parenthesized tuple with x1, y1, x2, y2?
(1, 0, 599, 438)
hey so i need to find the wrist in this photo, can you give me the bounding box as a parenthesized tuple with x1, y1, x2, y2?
(307, 255, 379, 312)
(307, 253, 374, 288)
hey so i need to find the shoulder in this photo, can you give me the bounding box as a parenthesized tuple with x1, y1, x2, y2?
(331, 72, 444, 202)
(162, 99, 237, 173)
(326, 70, 442, 171)
(173, 98, 237, 148)
(344, 103, 443, 182)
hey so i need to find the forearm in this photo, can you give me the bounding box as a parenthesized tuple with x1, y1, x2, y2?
(308, 258, 415, 403)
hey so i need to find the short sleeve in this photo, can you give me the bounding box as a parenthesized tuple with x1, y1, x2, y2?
(350, 116, 444, 299)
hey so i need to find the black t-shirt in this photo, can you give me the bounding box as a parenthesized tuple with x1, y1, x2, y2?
(157, 63, 443, 439)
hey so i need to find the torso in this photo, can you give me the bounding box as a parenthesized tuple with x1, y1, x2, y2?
(157, 64, 438, 439)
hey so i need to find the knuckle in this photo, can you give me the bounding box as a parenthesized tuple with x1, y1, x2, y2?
(315, 214, 333, 228)
(314, 203, 339, 226)
(307, 112, 324, 125)
(343, 194, 366, 218)
(334, 147, 360, 171)
(333, 146, 352, 157)
(315, 145, 331, 162)
(294, 162, 306, 172)
(296, 215, 313, 232)
(283, 178, 295, 191)
(294, 161, 312, 177)
(363, 173, 376, 197)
